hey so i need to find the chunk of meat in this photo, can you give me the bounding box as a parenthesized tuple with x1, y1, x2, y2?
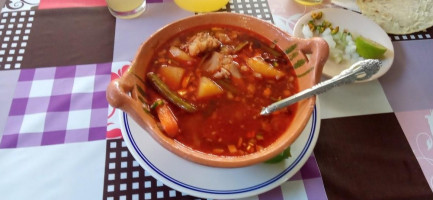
(213, 68, 231, 79)
(202, 52, 241, 79)
(213, 55, 240, 79)
(215, 32, 231, 43)
(187, 32, 221, 56)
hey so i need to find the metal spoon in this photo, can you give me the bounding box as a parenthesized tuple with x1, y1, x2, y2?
(260, 59, 382, 115)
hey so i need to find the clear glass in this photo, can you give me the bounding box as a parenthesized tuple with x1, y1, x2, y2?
(106, 0, 147, 19)
(174, 0, 229, 13)
(294, 0, 323, 6)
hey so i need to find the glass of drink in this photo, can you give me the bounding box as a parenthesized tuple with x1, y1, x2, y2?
(174, 0, 229, 13)
(294, 0, 323, 6)
(106, 0, 147, 19)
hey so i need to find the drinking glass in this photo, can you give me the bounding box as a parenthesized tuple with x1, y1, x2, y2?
(106, 0, 147, 19)
(294, 0, 323, 6)
(174, 0, 229, 13)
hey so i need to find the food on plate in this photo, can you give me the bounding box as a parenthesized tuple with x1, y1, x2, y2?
(355, 36, 387, 59)
(142, 25, 299, 156)
(357, 0, 433, 35)
(302, 11, 387, 64)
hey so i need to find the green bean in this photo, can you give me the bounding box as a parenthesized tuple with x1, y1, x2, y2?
(147, 72, 197, 112)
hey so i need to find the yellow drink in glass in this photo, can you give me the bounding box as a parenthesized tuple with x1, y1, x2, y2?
(174, 0, 230, 12)
(106, 0, 147, 19)
(294, 0, 323, 6)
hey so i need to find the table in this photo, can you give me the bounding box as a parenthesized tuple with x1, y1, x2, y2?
(0, 0, 432, 199)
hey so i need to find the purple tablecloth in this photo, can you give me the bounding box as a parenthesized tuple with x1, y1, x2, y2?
(0, 0, 432, 199)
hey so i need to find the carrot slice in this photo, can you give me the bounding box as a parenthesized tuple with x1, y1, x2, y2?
(155, 103, 179, 137)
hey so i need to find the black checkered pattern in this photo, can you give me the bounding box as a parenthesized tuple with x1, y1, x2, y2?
(0, 10, 34, 70)
(390, 26, 433, 41)
(220, 0, 274, 23)
(103, 139, 206, 200)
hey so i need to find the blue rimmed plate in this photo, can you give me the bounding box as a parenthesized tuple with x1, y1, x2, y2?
(120, 103, 321, 199)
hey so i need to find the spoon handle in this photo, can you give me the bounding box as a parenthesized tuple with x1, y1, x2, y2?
(260, 59, 381, 115)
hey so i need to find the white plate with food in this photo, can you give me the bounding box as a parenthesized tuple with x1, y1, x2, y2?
(120, 104, 320, 199)
(293, 8, 394, 82)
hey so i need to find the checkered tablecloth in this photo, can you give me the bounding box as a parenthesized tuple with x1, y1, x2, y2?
(0, 10, 35, 70)
(1, 63, 110, 148)
(0, 0, 432, 200)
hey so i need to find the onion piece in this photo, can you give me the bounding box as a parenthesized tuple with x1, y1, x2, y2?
(227, 63, 242, 79)
(202, 52, 222, 73)
(169, 46, 193, 61)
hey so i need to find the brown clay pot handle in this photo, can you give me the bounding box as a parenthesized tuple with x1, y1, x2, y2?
(106, 72, 136, 110)
(298, 37, 329, 83)
(106, 71, 161, 134)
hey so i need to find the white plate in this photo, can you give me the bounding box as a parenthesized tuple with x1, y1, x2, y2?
(293, 8, 394, 82)
(331, 0, 360, 12)
(120, 103, 321, 199)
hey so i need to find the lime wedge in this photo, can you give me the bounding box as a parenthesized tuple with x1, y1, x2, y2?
(355, 36, 387, 59)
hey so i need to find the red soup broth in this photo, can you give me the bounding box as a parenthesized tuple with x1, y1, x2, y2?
(145, 25, 299, 156)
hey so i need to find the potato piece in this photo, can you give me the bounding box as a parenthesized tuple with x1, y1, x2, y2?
(159, 65, 185, 89)
(197, 77, 223, 99)
(169, 46, 193, 61)
(246, 57, 285, 78)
